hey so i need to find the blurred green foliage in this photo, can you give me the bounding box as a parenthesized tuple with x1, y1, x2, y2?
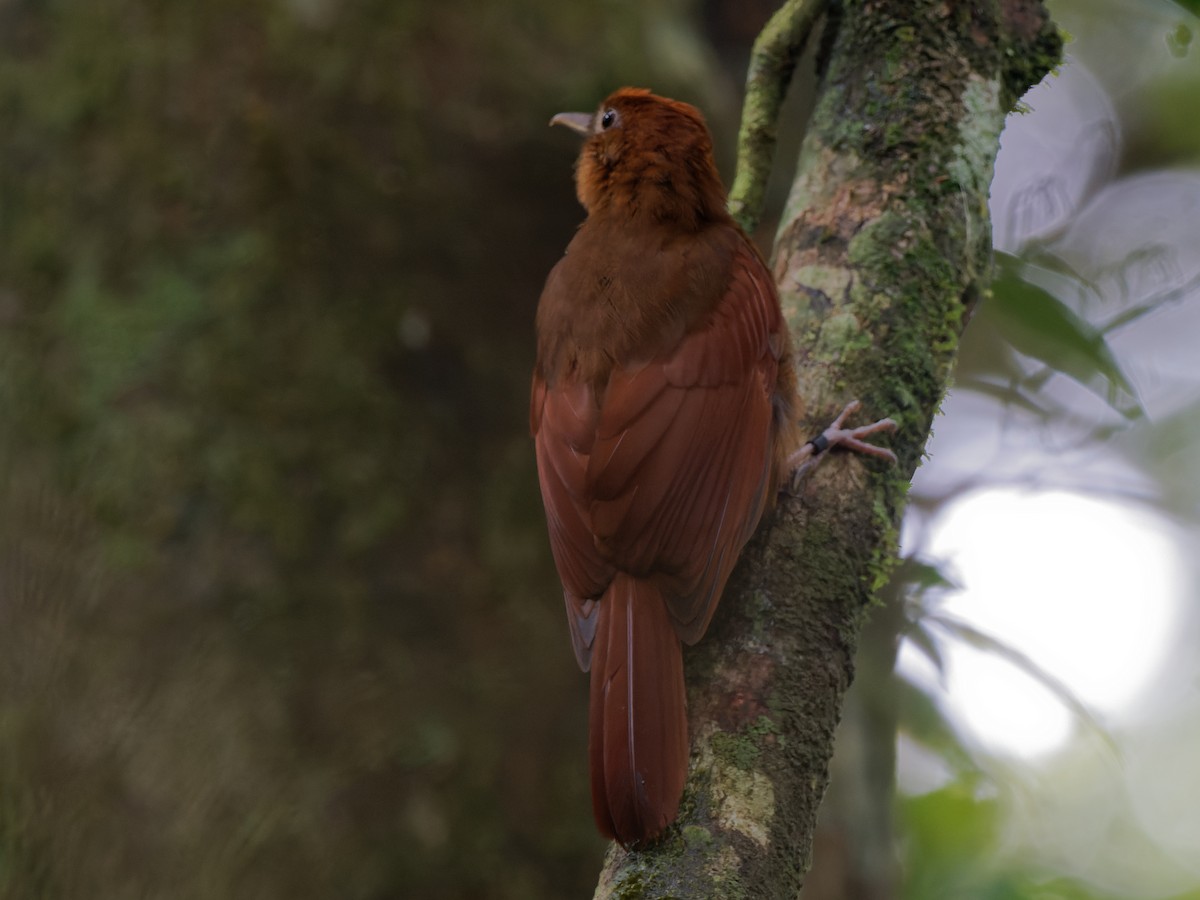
(900, 786, 1131, 900)
(988, 253, 1142, 419)
(0, 1, 727, 897)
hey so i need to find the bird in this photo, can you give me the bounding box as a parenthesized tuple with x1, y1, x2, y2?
(531, 87, 896, 847)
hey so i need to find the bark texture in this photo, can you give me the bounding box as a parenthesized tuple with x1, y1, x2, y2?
(594, 1, 1061, 897)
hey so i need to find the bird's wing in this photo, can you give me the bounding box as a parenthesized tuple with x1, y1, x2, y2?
(586, 242, 785, 644)
(531, 373, 611, 670)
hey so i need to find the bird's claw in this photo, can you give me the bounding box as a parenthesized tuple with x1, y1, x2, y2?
(782, 400, 898, 494)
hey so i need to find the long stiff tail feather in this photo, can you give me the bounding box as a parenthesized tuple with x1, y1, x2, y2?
(588, 574, 688, 846)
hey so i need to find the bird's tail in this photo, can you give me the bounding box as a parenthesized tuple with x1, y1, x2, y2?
(588, 573, 688, 846)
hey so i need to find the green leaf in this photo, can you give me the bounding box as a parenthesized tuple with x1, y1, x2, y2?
(989, 253, 1144, 419)
(896, 677, 978, 776)
(925, 612, 1121, 759)
(897, 557, 961, 594)
(905, 620, 948, 680)
(900, 785, 1012, 899)
(897, 558, 960, 679)
(904, 784, 998, 860)
(954, 375, 1056, 419)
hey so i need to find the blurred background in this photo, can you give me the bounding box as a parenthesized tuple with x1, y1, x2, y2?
(0, 0, 1197, 898)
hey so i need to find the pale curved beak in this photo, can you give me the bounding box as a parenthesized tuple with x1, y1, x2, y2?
(549, 112, 593, 137)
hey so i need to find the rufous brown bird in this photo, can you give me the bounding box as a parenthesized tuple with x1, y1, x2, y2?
(531, 87, 896, 847)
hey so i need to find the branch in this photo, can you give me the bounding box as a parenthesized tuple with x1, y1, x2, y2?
(728, 0, 828, 235)
(595, 2, 1062, 897)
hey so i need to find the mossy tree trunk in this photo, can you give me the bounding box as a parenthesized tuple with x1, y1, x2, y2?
(593, 1, 1060, 897)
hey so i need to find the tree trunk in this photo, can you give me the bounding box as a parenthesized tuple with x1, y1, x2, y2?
(593, 1, 1060, 897)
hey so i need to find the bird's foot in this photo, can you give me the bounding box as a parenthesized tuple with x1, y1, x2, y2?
(783, 400, 898, 494)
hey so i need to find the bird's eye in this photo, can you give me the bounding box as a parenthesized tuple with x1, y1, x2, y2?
(600, 108, 618, 130)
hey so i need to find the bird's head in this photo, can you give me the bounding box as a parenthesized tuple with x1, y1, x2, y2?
(550, 88, 729, 229)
